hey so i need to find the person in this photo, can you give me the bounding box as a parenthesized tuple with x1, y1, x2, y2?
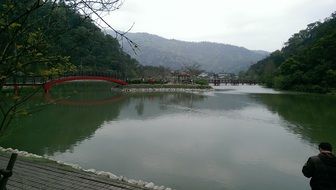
(302, 142, 336, 190)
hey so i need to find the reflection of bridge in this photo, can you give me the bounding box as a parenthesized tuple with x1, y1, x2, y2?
(209, 79, 257, 86)
(3, 73, 128, 93)
(43, 76, 127, 93)
(44, 94, 126, 106)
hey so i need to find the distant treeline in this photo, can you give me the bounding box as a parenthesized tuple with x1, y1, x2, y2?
(0, 1, 168, 82)
(243, 12, 336, 93)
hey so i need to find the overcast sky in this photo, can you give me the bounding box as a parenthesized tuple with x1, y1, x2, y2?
(103, 0, 336, 51)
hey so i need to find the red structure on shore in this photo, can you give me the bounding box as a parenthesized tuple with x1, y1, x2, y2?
(3, 74, 128, 93)
(43, 76, 128, 93)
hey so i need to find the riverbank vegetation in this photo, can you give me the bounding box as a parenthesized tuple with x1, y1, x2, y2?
(122, 84, 212, 90)
(0, 0, 140, 132)
(0, 1, 140, 82)
(243, 12, 336, 93)
(0, 1, 209, 132)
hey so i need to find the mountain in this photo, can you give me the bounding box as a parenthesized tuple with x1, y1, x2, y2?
(244, 12, 336, 93)
(113, 32, 269, 73)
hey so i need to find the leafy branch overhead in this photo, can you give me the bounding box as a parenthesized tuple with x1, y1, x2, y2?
(0, 0, 139, 133)
(0, 0, 137, 84)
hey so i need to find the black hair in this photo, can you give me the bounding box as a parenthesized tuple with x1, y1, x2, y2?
(319, 142, 332, 151)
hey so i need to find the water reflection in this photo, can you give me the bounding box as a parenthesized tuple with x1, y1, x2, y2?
(1, 84, 335, 190)
(0, 95, 127, 155)
(118, 93, 207, 120)
(49, 91, 311, 190)
(0, 84, 208, 156)
(254, 93, 336, 146)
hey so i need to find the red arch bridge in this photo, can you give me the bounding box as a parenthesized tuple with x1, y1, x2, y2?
(3, 74, 128, 93)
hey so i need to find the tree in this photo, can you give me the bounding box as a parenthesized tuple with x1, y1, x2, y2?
(0, 0, 135, 133)
(244, 11, 336, 93)
(184, 63, 202, 77)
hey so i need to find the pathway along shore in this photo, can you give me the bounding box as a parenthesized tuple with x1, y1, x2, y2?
(0, 151, 171, 190)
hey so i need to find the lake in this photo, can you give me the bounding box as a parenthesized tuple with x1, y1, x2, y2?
(1, 83, 336, 190)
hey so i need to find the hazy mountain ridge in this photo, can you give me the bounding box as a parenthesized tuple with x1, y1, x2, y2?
(115, 32, 269, 73)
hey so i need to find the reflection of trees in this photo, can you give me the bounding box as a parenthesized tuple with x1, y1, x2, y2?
(0, 84, 128, 155)
(0, 90, 207, 156)
(127, 92, 207, 118)
(129, 92, 206, 107)
(128, 93, 254, 120)
(163, 93, 206, 108)
(135, 100, 144, 116)
(255, 94, 336, 146)
(48, 82, 119, 100)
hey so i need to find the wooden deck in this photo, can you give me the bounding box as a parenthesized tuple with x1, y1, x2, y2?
(0, 154, 149, 190)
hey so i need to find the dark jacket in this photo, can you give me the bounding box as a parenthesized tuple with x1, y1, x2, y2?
(302, 152, 336, 190)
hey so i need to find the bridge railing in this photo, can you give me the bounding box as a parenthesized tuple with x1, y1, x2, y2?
(61, 71, 121, 78)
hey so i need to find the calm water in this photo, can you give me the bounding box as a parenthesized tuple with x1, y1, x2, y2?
(1, 83, 336, 190)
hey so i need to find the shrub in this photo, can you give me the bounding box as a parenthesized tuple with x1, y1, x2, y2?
(194, 79, 208, 85)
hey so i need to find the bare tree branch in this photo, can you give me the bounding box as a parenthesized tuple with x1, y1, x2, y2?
(78, 0, 138, 52)
(1, 0, 137, 134)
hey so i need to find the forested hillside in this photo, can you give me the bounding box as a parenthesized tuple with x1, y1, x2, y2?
(0, 1, 140, 81)
(245, 12, 336, 93)
(116, 32, 268, 73)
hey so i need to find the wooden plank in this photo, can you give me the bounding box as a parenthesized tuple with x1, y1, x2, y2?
(0, 154, 151, 190)
(12, 166, 105, 190)
(11, 161, 123, 190)
(2, 157, 112, 189)
(7, 159, 143, 189)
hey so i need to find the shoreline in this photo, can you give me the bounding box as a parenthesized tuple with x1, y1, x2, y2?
(119, 84, 213, 93)
(121, 88, 213, 93)
(0, 146, 172, 190)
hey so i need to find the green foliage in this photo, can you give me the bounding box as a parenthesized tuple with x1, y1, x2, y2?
(194, 79, 209, 85)
(37, 3, 140, 77)
(0, 0, 144, 83)
(0, 0, 73, 82)
(128, 79, 167, 84)
(244, 12, 336, 93)
(0, 0, 143, 132)
(273, 76, 287, 89)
